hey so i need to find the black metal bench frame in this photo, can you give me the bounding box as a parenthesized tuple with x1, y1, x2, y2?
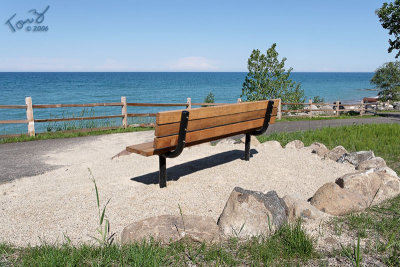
(158, 100, 275, 188)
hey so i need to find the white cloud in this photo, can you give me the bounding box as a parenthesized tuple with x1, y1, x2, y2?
(169, 57, 218, 71)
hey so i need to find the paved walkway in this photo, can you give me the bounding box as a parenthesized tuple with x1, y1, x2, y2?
(1, 116, 399, 184)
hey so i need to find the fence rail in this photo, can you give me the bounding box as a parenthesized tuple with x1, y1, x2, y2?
(0, 97, 237, 137)
(0, 97, 380, 138)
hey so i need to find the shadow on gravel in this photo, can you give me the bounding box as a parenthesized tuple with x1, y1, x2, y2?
(131, 149, 258, 185)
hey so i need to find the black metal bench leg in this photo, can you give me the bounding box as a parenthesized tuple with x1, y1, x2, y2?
(245, 133, 251, 161)
(159, 155, 167, 188)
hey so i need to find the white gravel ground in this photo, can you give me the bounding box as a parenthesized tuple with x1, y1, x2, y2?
(0, 131, 355, 246)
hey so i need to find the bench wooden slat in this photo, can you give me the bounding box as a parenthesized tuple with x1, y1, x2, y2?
(154, 117, 273, 149)
(126, 142, 174, 157)
(155, 109, 276, 137)
(156, 100, 279, 125)
(126, 142, 155, 156)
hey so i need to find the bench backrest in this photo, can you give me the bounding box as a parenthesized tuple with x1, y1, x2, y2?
(153, 99, 278, 149)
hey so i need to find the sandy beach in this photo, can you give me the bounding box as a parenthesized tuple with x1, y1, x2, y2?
(0, 131, 355, 246)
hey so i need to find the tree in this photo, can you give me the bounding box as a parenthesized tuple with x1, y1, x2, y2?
(376, 0, 400, 58)
(202, 91, 215, 107)
(312, 96, 325, 104)
(370, 61, 400, 101)
(241, 43, 305, 106)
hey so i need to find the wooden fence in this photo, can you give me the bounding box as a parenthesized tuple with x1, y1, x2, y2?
(0, 97, 377, 138)
(0, 97, 237, 137)
(276, 99, 374, 119)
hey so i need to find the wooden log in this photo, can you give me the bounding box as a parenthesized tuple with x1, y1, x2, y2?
(0, 120, 28, 124)
(336, 101, 340, 116)
(0, 105, 27, 109)
(277, 99, 282, 120)
(156, 100, 279, 125)
(191, 103, 226, 106)
(121, 96, 127, 128)
(127, 103, 187, 107)
(33, 102, 123, 108)
(34, 114, 123, 123)
(26, 97, 35, 136)
(127, 113, 157, 117)
(360, 100, 364, 116)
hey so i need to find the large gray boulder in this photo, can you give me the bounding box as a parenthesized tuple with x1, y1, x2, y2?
(283, 195, 325, 221)
(310, 182, 367, 216)
(324, 146, 348, 162)
(336, 169, 400, 206)
(121, 215, 222, 244)
(285, 140, 304, 149)
(217, 187, 288, 238)
(337, 151, 375, 165)
(309, 142, 329, 157)
(356, 157, 386, 171)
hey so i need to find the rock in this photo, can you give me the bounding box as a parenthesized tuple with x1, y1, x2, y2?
(121, 215, 222, 244)
(336, 169, 400, 206)
(321, 105, 335, 115)
(375, 167, 399, 178)
(261, 140, 282, 149)
(337, 151, 375, 165)
(324, 146, 348, 162)
(310, 182, 367, 216)
(239, 135, 261, 146)
(215, 138, 236, 146)
(283, 195, 325, 221)
(356, 157, 386, 171)
(217, 187, 288, 237)
(285, 140, 304, 149)
(309, 142, 329, 157)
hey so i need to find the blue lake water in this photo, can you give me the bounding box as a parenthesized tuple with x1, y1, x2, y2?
(0, 72, 377, 135)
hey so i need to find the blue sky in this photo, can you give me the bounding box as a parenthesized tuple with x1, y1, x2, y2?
(0, 0, 396, 72)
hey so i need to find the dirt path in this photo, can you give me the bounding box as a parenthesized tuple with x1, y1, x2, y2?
(1, 116, 399, 184)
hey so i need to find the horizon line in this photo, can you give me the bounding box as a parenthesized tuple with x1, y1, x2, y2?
(0, 71, 375, 73)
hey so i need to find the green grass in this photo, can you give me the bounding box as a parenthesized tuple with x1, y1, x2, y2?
(258, 123, 400, 175)
(330, 195, 400, 266)
(0, 220, 316, 266)
(277, 114, 376, 122)
(257, 123, 400, 265)
(0, 126, 153, 144)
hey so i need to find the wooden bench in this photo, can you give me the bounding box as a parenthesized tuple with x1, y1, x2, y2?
(126, 99, 278, 188)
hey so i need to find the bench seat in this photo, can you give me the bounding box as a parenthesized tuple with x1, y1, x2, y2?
(126, 99, 278, 187)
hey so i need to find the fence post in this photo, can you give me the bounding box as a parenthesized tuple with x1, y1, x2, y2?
(186, 98, 192, 109)
(237, 98, 242, 103)
(309, 99, 313, 118)
(121, 96, 127, 128)
(360, 100, 364, 116)
(336, 100, 340, 117)
(277, 99, 282, 120)
(25, 97, 35, 136)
